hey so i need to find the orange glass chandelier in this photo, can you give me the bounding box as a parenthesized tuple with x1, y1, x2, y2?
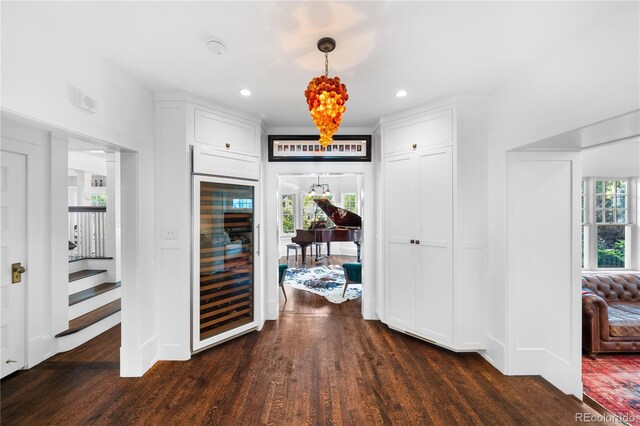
(304, 37, 348, 148)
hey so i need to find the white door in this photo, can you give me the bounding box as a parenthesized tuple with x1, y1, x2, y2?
(384, 154, 418, 331)
(415, 147, 453, 343)
(1, 151, 27, 378)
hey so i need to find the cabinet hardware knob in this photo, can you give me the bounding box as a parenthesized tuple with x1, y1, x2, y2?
(410, 239, 415, 244)
(415, 240, 420, 245)
(225, 143, 231, 148)
(412, 144, 417, 149)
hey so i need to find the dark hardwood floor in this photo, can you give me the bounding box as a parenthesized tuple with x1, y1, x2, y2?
(2, 260, 609, 425)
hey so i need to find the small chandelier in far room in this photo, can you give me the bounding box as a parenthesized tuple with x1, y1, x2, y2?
(304, 37, 349, 148)
(307, 175, 331, 196)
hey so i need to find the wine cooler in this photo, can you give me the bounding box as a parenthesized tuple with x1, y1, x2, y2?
(192, 174, 259, 350)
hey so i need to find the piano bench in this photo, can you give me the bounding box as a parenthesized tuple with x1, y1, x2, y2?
(286, 243, 300, 261)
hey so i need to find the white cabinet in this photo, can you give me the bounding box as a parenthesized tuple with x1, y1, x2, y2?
(155, 97, 263, 358)
(381, 101, 486, 351)
(194, 108, 260, 157)
(382, 108, 453, 156)
(384, 153, 418, 331)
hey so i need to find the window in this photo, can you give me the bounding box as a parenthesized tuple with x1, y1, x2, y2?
(342, 193, 357, 214)
(281, 194, 295, 235)
(302, 194, 333, 230)
(582, 178, 635, 270)
(91, 194, 107, 207)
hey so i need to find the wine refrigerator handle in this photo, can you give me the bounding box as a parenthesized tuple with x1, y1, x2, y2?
(256, 224, 260, 255)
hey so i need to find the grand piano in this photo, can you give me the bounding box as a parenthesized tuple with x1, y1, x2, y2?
(291, 198, 361, 264)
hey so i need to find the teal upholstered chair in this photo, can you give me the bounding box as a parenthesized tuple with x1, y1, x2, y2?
(342, 263, 362, 297)
(278, 264, 288, 301)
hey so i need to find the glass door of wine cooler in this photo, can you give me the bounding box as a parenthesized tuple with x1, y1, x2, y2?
(192, 175, 258, 350)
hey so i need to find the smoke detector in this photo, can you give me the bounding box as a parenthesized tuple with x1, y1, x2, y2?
(207, 40, 227, 55)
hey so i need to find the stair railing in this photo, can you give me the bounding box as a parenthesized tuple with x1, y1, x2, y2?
(68, 206, 107, 258)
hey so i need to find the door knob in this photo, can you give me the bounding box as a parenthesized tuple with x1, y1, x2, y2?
(412, 144, 417, 149)
(410, 239, 415, 244)
(225, 143, 231, 148)
(415, 240, 420, 245)
(12, 263, 26, 284)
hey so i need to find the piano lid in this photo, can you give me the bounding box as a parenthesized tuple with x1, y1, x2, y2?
(313, 198, 361, 228)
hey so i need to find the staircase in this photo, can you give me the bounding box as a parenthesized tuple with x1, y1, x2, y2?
(56, 258, 121, 352)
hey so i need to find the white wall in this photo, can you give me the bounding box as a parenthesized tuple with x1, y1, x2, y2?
(1, 5, 157, 376)
(582, 140, 640, 177)
(506, 152, 582, 396)
(484, 2, 640, 394)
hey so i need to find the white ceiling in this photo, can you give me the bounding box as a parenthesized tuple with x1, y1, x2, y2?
(12, 1, 620, 127)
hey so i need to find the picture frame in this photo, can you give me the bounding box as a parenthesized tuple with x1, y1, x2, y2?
(268, 135, 371, 162)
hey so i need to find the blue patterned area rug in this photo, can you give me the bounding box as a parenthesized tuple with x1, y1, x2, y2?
(284, 265, 362, 304)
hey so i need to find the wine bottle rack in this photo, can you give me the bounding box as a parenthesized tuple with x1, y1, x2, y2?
(198, 182, 254, 341)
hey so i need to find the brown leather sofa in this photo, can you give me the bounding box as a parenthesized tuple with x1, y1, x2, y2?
(582, 273, 640, 355)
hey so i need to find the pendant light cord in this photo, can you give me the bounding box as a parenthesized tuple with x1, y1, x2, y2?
(325, 52, 329, 76)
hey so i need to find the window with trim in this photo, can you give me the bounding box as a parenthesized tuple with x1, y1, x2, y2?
(281, 194, 295, 235)
(582, 178, 634, 270)
(342, 193, 357, 214)
(302, 194, 333, 230)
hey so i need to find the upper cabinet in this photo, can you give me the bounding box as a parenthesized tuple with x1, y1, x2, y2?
(194, 108, 260, 158)
(380, 99, 487, 352)
(382, 107, 453, 156)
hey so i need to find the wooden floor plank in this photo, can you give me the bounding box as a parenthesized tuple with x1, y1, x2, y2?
(2, 262, 611, 425)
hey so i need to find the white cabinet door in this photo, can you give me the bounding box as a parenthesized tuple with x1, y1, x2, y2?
(384, 154, 418, 331)
(194, 109, 259, 157)
(415, 147, 453, 343)
(383, 108, 453, 156)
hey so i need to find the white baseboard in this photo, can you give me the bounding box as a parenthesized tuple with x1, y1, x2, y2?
(266, 299, 279, 320)
(159, 343, 191, 361)
(140, 336, 159, 373)
(479, 334, 507, 373)
(26, 335, 56, 368)
(510, 347, 582, 397)
(362, 298, 378, 320)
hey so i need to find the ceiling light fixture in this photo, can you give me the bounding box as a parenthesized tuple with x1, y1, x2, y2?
(239, 89, 252, 97)
(396, 90, 408, 98)
(304, 37, 349, 148)
(307, 175, 331, 197)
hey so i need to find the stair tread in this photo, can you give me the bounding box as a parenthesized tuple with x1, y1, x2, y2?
(69, 282, 121, 306)
(69, 256, 113, 263)
(55, 299, 121, 337)
(69, 269, 107, 282)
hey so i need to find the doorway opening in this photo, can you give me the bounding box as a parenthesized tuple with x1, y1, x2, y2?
(579, 139, 640, 420)
(0, 114, 140, 379)
(60, 140, 123, 353)
(277, 173, 363, 316)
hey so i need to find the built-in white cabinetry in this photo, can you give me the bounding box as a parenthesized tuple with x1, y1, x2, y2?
(381, 100, 486, 351)
(155, 95, 263, 358)
(194, 108, 260, 158)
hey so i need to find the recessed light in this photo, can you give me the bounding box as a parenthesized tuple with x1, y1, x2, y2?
(240, 89, 252, 97)
(396, 90, 408, 98)
(207, 40, 227, 55)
